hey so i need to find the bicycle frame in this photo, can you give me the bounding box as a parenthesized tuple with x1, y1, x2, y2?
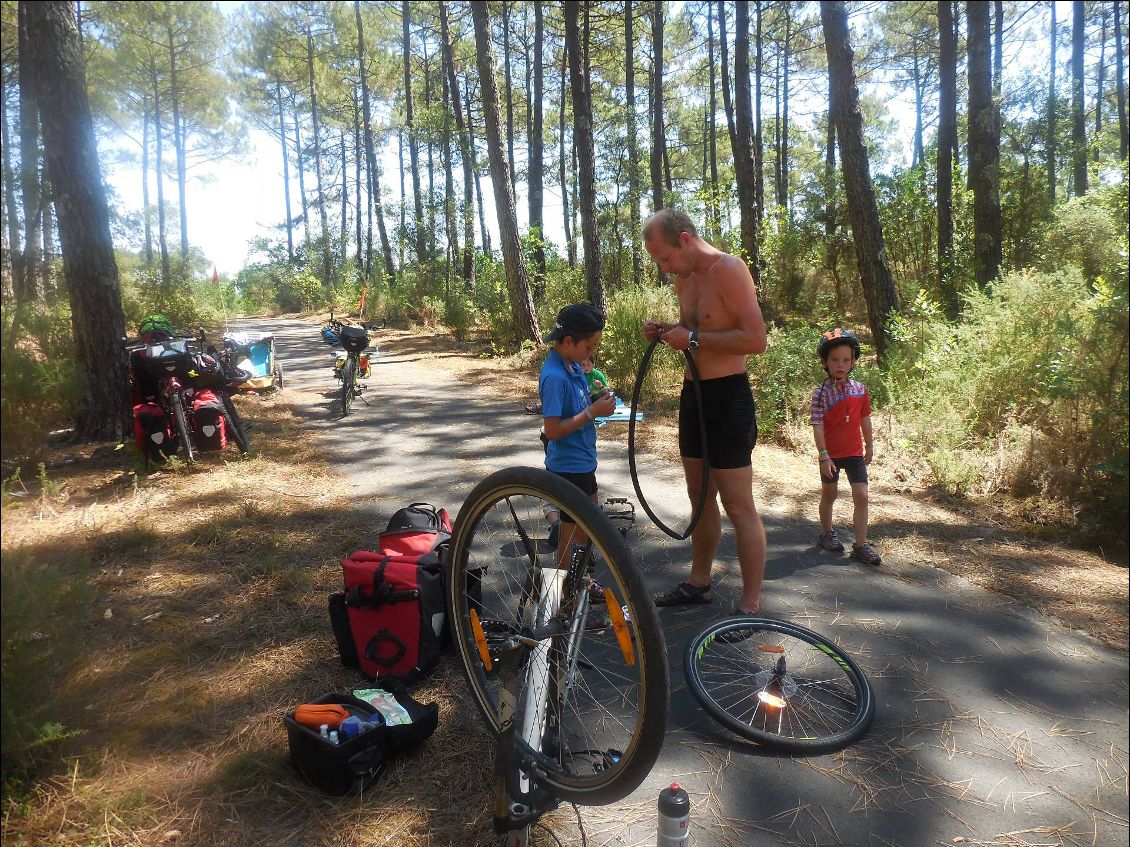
(492, 549, 597, 843)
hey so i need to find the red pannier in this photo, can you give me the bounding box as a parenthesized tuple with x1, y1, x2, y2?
(191, 389, 227, 451)
(133, 402, 174, 463)
(329, 504, 452, 682)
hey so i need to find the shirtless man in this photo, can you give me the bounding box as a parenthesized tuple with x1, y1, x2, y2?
(642, 208, 767, 615)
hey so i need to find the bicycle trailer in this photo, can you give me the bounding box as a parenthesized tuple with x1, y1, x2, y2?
(222, 331, 282, 392)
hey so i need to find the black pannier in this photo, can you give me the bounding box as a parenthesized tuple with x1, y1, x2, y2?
(142, 340, 195, 380)
(339, 325, 369, 353)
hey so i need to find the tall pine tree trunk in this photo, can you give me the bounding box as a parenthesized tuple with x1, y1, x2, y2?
(937, 0, 959, 318)
(734, 2, 761, 289)
(1117, 0, 1127, 160)
(142, 101, 153, 265)
(17, 1, 42, 303)
(295, 114, 312, 254)
(650, 1, 665, 212)
(26, 0, 130, 441)
(306, 30, 333, 288)
(168, 29, 188, 259)
(559, 46, 574, 267)
(564, 1, 604, 312)
(967, 1, 1002, 286)
(440, 0, 475, 283)
(402, 2, 426, 265)
(356, 1, 394, 281)
(276, 79, 293, 262)
(706, 1, 719, 241)
(626, 0, 641, 285)
(1048, 2, 1057, 204)
(1071, 0, 1087, 195)
(529, 1, 546, 290)
(154, 73, 170, 284)
(820, 0, 901, 359)
(470, 2, 539, 342)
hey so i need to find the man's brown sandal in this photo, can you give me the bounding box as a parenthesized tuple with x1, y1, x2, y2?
(654, 581, 714, 607)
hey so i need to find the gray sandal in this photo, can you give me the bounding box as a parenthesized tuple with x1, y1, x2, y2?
(654, 581, 714, 607)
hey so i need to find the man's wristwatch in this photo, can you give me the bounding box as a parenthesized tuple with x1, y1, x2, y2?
(688, 330, 700, 350)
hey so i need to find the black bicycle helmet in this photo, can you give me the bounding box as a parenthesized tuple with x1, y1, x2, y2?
(817, 327, 861, 360)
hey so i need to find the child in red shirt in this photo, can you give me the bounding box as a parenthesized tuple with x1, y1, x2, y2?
(810, 329, 881, 566)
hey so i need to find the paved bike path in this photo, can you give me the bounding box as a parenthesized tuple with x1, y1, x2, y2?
(246, 317, 1129, 847)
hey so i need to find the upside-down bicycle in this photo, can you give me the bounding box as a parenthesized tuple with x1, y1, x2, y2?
(444, 467, 670, 845)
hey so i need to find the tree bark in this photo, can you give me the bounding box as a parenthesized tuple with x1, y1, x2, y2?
(559, 44, 574, 266)
(626, 0, 641, 285)
(734, 2, 761, 287)
(439, 0, 475, 283)
(754, 0, 764, 219)
(529, 0, 546, 289)
(968, 1, 1002, 286)
(502, 1, 517, 199)
(306, 30, 333, 288)
(1071, 0, 1087, 195)
(937, 0, 959, 318)
(820, 0, 901, 359)
(167, 26, 188, 259)
(564, 1, 605, 312)
(18, 1, 42, 303)
(1048, 1, 1057, 204)
(650, 1, 665, 212)
(440, 53, 459, 286)
(778, 4, 791, 210)
(276, 79, 293, 263)
(706, 1, 719, 241)
(154, 72, 170, 284)
(294, 113, 311, 254)
(1117, 0, 1127, 161)
(470, 2, 539, 342)
(26, 0, 130, 441)
(402, 2, 427, 264)
(356, 1, 395, 281)
(464, 77, 492, 256)
(1, 89, 24, 291)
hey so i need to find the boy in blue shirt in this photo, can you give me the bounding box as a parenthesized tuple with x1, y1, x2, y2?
(539, 304, 616, 567)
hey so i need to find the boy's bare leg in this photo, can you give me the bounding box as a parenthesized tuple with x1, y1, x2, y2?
(819, 482, 838, 532)
(555, 491, 600, 569)
(849, 482, 869, 545)
(713, 464, 765, 615)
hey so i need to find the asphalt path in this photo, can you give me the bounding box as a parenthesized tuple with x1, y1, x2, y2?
(241, 317, 1128, 847)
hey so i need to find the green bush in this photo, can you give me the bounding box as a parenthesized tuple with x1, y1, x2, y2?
(886, 268, 1128, 522)
(598, 284, 682, 405)
(1042, 192, 1127, 283)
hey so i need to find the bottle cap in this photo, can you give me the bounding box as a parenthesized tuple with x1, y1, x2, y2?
(658, 783, 690, 815)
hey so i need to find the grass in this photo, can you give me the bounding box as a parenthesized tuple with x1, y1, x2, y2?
(0, 390, 499, 846)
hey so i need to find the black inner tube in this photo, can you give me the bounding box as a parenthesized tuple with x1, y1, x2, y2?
(627, 337, 710, 540)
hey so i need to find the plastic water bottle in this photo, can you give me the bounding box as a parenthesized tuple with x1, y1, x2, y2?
(657, 783, 690, 846)
(319, 724, 330, 740)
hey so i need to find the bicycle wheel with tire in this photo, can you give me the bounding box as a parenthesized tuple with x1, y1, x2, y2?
(169, 392, 196, 463)
(219, 392, 251, 455)
(446, 466, 668, 805)
(684, 617, 874, 754)
(340, 356, 354, 416)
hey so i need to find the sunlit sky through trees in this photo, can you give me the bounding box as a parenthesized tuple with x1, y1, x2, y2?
(98, 1, 1098, 277)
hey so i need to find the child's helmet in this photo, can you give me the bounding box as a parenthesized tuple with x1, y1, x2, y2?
(817, 328, 861, 360)
(139, 314, 174, 342)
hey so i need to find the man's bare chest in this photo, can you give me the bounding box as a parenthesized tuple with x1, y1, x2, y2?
(678, 280, 732, 330)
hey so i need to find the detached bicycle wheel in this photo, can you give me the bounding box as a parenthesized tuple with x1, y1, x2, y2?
(340, 356, 354, 416)
(684, 617, 874, 754)
(446, 467, 668, 805)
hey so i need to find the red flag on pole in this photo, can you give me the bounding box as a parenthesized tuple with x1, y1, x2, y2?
(211, 266, 219, 286)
